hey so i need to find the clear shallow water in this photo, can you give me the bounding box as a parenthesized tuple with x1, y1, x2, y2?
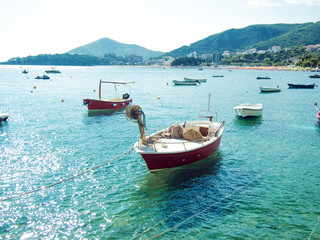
(0, 65, 319, 239)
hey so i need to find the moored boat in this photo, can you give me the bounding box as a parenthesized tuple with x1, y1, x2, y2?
(309, 74, 320, 78)
(45, 67, 61, 73)
(35, 75, 50, 80)
(83, 80, 133, 113)
(125, 104, 225, 171)
(22, 69, 28, 74)
(0, 113, 9, 123)
(259, 86, 281, 92)
(288, 83, 317, 89)
(184, 77, 207, 83)
(234, 103, 263, 118)
(172, 80, 200, 86)
(212, 75, 224, 77)
(257, 76, 271, 79)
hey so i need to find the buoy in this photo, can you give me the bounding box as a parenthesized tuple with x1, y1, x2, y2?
(93, 89, 96, 92)
(157, 96, 160, 99)
(33, 86, 36, 89)
(61, 99, 64, 102)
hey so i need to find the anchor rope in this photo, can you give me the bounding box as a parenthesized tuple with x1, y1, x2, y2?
(135, 146, 310, 239)
(0, 147, 134, 202)
(227, 115, 239, 131)
(308, 217, 320, 240)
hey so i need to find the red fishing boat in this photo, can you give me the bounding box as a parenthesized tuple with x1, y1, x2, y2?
(83, 80, 133, 113)
(126, 94, 225, 171)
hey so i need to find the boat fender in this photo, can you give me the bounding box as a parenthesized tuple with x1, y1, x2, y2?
(123, 93, 130, 100)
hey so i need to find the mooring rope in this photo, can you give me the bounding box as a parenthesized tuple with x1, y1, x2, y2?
(227, 115, 239, 131)
(0, 147, 134, 202)
(308, 217, 320, 240)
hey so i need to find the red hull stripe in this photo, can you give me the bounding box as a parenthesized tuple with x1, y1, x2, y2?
(140, 136, 222, 171)
(83, 99, 132, 110)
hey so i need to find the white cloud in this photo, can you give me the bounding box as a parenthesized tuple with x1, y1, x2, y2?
(247, 0, 320, 6)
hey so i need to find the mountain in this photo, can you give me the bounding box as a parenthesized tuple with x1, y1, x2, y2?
(168, 22, 320, 57)
(67, 38, 163, 61)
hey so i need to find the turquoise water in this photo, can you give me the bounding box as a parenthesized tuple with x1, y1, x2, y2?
(0, 65, 319, 239)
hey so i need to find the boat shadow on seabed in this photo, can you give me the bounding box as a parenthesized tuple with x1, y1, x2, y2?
(137, 152, 223, 191)
(234, 115, 263, 127)
(86, 109, 125, 117)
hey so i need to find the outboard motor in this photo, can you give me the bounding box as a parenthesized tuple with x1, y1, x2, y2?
(123, 93, 130, 100)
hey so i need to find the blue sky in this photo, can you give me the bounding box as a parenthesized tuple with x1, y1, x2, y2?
(0, 0, 319, 61)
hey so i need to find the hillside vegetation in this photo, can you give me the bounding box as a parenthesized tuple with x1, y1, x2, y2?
(167, 22, 320, 57)
(68, 38, 163, 61)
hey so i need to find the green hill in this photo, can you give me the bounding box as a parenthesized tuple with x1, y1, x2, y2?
(67, 38, 163, 61)
(168, 22, 320, 57)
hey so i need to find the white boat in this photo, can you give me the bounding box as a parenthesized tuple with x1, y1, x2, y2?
(172, 80, 200, 86)
(234, 103, 263, 118)
(45, 67, 61, 74)
(184, 77, 207, 83)
(0, 113, 9, 123)
(259, 86, 281, 92)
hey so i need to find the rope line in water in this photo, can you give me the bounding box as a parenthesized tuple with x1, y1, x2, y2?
(308, 217, 320, 240)
(0, 147, 134, 202)
(227, 115, 239, 131)
(139, 146, 309, 239)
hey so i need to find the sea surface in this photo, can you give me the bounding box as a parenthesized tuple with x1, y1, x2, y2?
(0, 65, 319, 239)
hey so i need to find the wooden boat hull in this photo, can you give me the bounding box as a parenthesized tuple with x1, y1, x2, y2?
(137, 136, 222, 171)
(133, 120, 224, 171)
(83, 98, 132, 112)
(172, 80, 198, 85)
(184, 77, 207, 83)
(309, 74, 320, 78)
(234, 103, 263, 117)
(288, 83, 315, 89)
(259, 87, 281, 92)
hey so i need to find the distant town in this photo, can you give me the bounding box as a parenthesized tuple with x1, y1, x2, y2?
(145, 43, 320, 67)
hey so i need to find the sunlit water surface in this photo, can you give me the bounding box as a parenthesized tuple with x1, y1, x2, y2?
(0, 65, 319, 239)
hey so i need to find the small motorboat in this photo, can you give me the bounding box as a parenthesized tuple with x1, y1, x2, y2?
(184, 77, 207, 83)
(45, 67, 61, 74)
(288, 83, 317, 89)
(257, 76, 271, 80)
(83, 80, 134, 113)
(234, 103, 263, 118)
(125, 94, 225, 171)
(309, 74, 320, 78)
(315, 102, 320, 122)
(212, 75, 224, 77)
(35, 75, 50, 80)
(172, 80, 200, 86)
(22, 69, 28, 74)
(0, 113, 9, 123)
(259, 86, 281, 92)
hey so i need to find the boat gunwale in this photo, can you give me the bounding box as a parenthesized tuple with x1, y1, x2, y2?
(134, 121, 224, 154)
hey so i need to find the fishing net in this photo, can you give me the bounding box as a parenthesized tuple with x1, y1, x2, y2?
(169, 124, 184, 139)
(182, 127, 203, 141)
